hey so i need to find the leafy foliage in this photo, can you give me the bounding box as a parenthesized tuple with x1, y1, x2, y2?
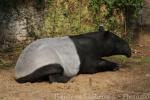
(89, 0, 143, 17)
(89, 0, 143, 39)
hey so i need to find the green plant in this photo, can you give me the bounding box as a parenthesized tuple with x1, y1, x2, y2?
(89, 0, 104, 13)
(47, 0, 53, 5)
(89, 0, 143, 41)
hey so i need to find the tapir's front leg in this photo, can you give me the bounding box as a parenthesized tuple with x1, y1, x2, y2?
(97, 59, 120, 71)
(79, 58, 119, 74)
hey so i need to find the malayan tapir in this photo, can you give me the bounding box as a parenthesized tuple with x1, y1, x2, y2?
(15, 26, 131, 83)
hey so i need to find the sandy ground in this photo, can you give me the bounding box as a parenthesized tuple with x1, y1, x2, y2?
(0, 33, 150, 100)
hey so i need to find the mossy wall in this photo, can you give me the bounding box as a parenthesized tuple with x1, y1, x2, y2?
(0, 0, 124, 49)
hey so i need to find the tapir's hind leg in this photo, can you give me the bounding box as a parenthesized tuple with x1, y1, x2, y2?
(16, 64, 64, 83)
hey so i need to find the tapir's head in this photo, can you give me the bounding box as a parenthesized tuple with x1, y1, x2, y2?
(97, 26, 131, 57)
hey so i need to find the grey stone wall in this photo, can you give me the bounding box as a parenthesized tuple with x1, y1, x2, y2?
(0, 1, 45, 49)
(0, 7, 27, 42)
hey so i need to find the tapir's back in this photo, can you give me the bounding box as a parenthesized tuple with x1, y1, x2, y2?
(15, 36, 80, 79)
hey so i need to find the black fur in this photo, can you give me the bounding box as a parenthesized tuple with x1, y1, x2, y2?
(78, 58, 119, 74)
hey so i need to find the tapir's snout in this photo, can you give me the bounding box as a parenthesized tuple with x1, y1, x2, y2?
(115, 41, 132, 58)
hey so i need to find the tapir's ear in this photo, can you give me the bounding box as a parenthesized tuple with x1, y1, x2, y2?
(99, 25, 105, 38)
(99, 25, 104, 32)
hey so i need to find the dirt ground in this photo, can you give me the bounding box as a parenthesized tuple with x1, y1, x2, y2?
(0, 32, 150, 100)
